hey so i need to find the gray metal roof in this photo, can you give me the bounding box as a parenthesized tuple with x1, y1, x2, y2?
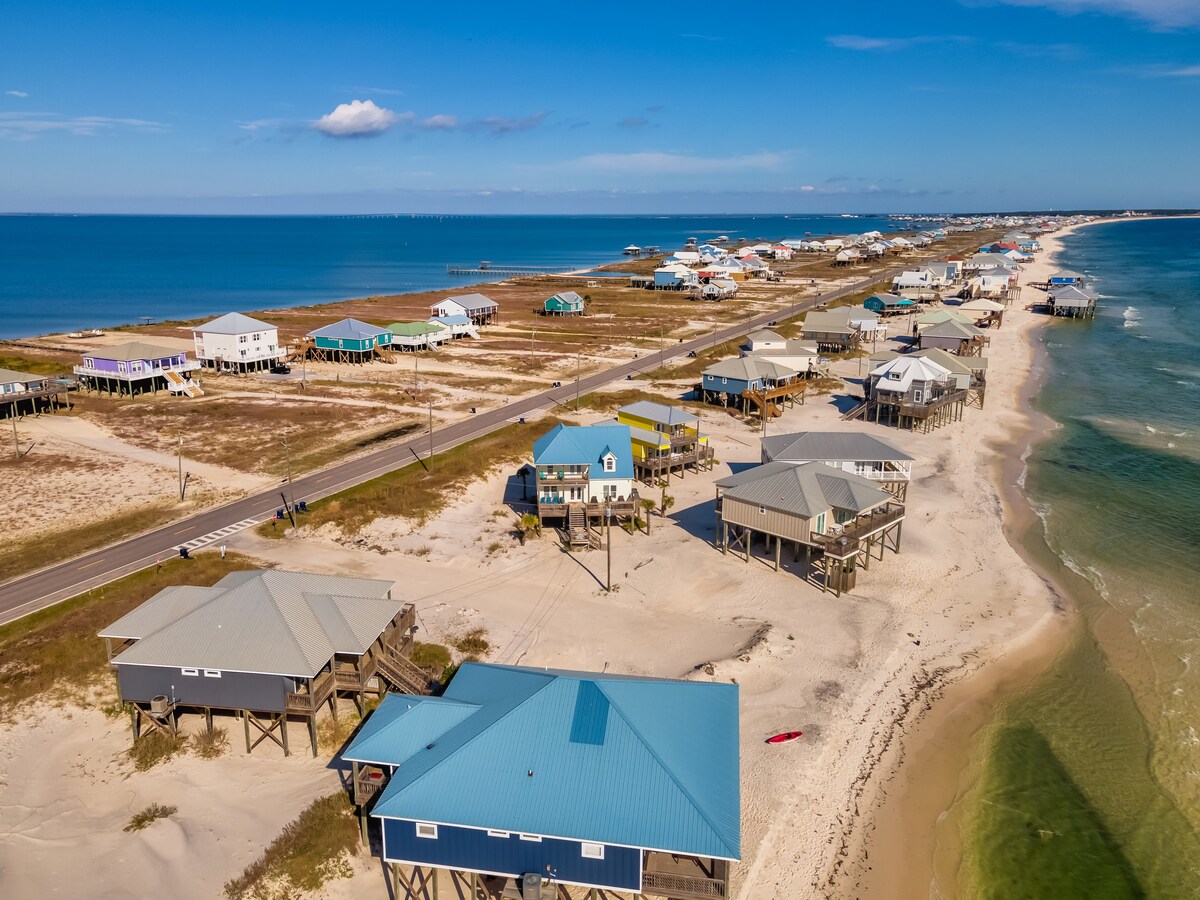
(761, 431, 913, 464)
(870, 348, 988, 374)
(703, 357, 798, 382)
(192, 312, 277, 335)
(717, 462, 891, 518)
(619, 399, 698, 427)
(442, 292, 498, 311)
(0, 367, 48, 386)
(84, 341, 185, 361)
(922, 319, 984, 339)
(104, 570, 399, 677)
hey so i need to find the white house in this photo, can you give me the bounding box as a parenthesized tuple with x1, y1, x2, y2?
(191, 312, 284, 372)
(430, 293, 499, 326)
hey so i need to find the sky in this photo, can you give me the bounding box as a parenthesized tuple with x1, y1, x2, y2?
(1, 0, 1198, 214)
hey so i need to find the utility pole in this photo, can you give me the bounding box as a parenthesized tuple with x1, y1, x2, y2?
(428, 399, 434, 463)
(414, 353, 419, 395)
(177, 435, 185, 500)
(575, 352, 581, 411)
(12, 407, 19, 460)
(605, 504, 612, 592)
(282, 434, 295, 510)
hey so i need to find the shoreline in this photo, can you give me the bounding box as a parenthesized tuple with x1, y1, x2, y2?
(835, 219, 1110, 897)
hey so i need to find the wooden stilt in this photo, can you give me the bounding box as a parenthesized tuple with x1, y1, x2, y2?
(308, 714, 318, 758)
(774, 535, 781, 572)
(244, 710, 251, 753)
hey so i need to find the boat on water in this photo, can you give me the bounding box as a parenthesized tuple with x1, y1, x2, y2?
(765, 731, 803, 744)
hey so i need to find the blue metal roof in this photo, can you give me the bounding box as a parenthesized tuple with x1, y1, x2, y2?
(351, 663, 740, 860)
(307, 318, 390, 340)
(429, 315, 471, 326)
(532, 424, 634, 480)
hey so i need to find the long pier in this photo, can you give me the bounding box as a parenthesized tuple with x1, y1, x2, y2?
(446, 263, 577, 276)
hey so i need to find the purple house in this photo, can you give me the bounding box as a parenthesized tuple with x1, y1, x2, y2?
(74, 341, 203, 398)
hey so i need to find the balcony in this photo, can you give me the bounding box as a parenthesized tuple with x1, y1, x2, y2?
(538, 469, 589, 482)
(811, 502, 906, 560)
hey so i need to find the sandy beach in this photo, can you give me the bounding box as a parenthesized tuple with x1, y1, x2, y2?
(0, 223, 1120, 899)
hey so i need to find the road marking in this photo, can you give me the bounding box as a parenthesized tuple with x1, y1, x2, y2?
(77, 559, 105, 570)
(176, 517, 265, 553)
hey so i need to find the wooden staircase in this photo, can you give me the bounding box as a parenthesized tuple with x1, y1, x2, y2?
(841, 399, 871, 421)
(565, 503, 591, 549)
(376, 648, 435, 695)
(163, 368, 204, 397)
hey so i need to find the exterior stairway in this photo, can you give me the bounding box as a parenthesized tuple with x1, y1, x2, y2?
(163, 368, 204, 397)
(376, 648, 435, 695)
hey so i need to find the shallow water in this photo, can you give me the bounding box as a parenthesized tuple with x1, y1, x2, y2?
(961, 219, 1200, 897)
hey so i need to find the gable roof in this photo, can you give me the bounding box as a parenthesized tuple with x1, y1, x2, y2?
(351, 663, 741, 860)
(922, 319, 984, 339)
(192, 312, 276, 335)
(439, 292, 498, 312)
(870, 347, 988, 375)
(0, 367, 48, 386)
(761, 431, 913, 464)
(916, 309, 975, 327)
(533, 424, 635, 479)
(307, 318, 390, 341)
(716, 461, 891, 517)
(618, 400, 698, 427)
(388, 321, 443, 337)
(546, 291, 585, 309)
(702, 357, 798, 383)
(101, 570, 399, 677)
(869, 355, 952, 391)
(84, 341, 185, 362)
(747, 328, 785, 343)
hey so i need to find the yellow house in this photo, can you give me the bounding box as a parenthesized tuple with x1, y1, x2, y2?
(606, 400, 713, 482)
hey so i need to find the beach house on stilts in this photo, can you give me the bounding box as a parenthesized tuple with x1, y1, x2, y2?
(601, 400, 714, 483)
(99, 570, 434, 758)
(191, 312, 286, 373)
(713, 462, 905, 595)
(431, 293, 499, 327)
(74, 342, 203, 398)
(0, 367, 73, 418)
(343, 662, 740, 900)
(306, 319, 394, 363)
(760, 431, 915, 500)
(532, 424, 640, 546)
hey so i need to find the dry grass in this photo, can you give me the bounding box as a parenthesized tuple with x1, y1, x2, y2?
(450, 628, 490, 661)
(410, 642, 452, 670)
(0, 552, 258, 717)
(0, 498, 181, 584)
(192, 727, 230, 760)
(261, 417, 566, 537)
(124, 803, 177, 832)
(223, 793, 359, 900)
(130, 731, 187, 771)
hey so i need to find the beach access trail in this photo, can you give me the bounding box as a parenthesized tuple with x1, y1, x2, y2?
(0, 263, 914, 626)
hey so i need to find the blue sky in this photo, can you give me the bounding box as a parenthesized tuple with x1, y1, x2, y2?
(2, 0, 1198, 214)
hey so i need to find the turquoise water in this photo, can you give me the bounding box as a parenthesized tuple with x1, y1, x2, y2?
(0, 213, 900, 338)
(964, 219, 1200, 897)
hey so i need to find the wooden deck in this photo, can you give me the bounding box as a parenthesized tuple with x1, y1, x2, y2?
(811, 502, 906, 560)
(643, 854, 730, 900)
(635, 446, 714, 481)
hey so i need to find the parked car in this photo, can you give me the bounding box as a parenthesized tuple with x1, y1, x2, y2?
(270, 363, 291, 374)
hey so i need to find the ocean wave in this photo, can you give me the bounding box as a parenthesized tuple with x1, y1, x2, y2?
(1123, 306, 1141, 328)
(1080, 416, 1200, 463)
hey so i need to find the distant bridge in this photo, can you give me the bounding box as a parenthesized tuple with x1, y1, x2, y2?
(446, 262, 579, 276)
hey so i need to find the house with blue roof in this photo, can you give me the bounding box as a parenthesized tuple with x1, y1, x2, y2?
(344, 662, 740, 899)
(532, 424, 639, 533)
(307, 318, 393, 363)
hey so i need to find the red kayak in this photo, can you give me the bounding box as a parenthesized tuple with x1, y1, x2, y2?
(765, 731, 803, 744)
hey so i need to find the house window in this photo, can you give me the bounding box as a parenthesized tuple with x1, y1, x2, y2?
(519, 834, 542, 843)
(581, 843, 605, 860)
(203, 669, 221, 678)
(759, 505, 766, 514)
(181, 667, 199, 676)
(415, 823, 438, 840)
(721, 378, 728, 385)
(603, 484, 618, 500)
(487, 830, 510, 839)
(603, 455, 616, 473)
(239, 335, 248, 343)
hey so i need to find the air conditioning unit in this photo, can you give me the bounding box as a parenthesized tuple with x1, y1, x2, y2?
(150, 695, 169, 714)
(520, 873, 543, 900)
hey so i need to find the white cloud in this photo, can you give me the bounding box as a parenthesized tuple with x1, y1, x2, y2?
(828, 34, 972, 51)
(5, 90, 29, 98)
(1162, 64, 1200, 75)
(800, 185, 815, 192)
(984, 0, 1200, 28)
(0, 112, 167, 139)
(420, 114, 458, 130)
(313, 100, 408, 138)
(570, 151, 787, 176)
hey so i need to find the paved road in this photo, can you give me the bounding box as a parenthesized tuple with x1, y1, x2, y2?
(0, 267, 906, 625)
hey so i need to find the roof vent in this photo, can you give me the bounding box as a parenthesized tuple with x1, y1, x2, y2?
(527, 769, 534, 777)
(426, 743, 435, 750)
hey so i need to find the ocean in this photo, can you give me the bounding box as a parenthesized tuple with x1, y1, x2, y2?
(0, 213, 900, 339)
(962, 218, 1200, 897)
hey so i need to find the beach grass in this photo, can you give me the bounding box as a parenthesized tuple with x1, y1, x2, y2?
(0, 551, 257, 716)
(124, 802, 178, 832)
(223, 792, 359, 900)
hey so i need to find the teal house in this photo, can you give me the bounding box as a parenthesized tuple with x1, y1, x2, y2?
(544, 291, 585, 316)
(307, 318, 393, 362)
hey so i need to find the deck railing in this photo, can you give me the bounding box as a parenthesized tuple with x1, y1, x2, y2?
(812, 502, 906, 559)
(73, 360, 200, 379)
(285, 668, 335, 713)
